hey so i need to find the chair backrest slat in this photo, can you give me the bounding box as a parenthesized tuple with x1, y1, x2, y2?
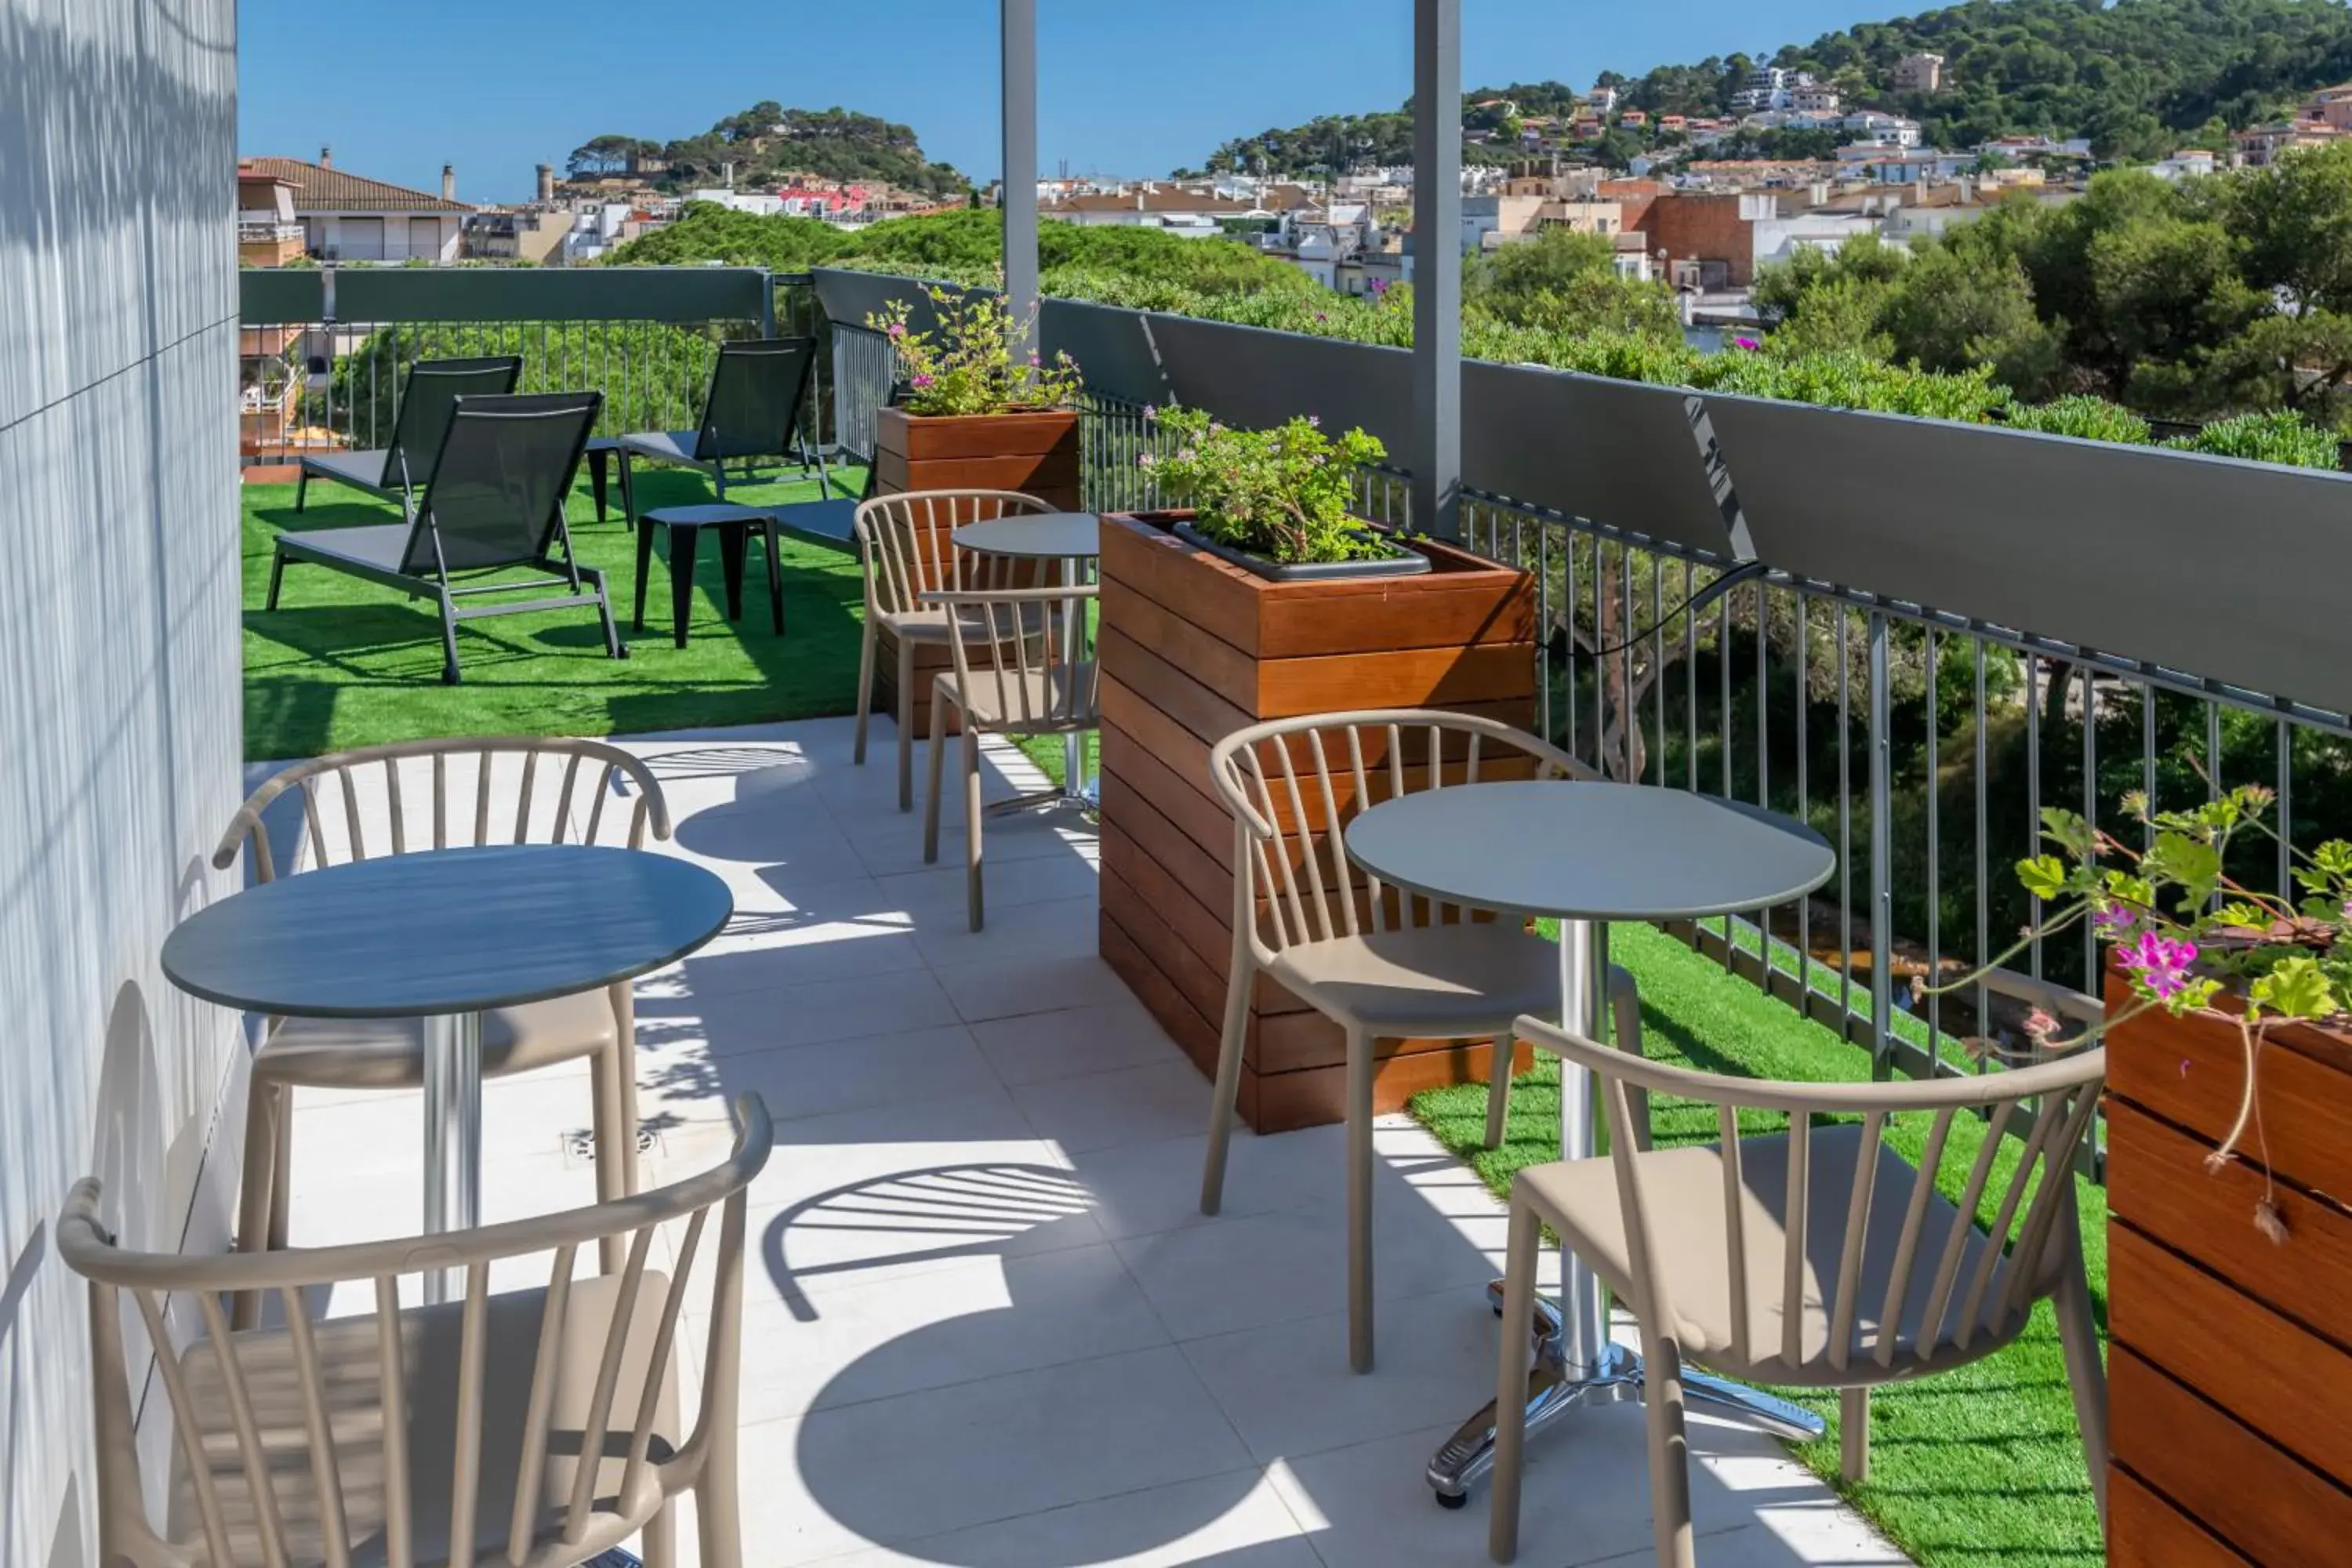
(56, 1101, 773, 1568)
(1872, 1105, 1959, 1369)
(622, 1208, 710, 1510)
(194, 1287, 295, 1568)
(1916, 1099, 2016, 1358)
(564, 1225, 658, 1542)
(384, 756, 408, 857)
(215, 739, 676, 887)
(852, 490, 1051, 620)
(1514, 1017, 2107, 1388)
(1208, 709, 1599, 958)
(1824, 1110, 1886, 1372)
(447, 1265, 492, 1568)
(376, 1274, 416, 1568)
(280, 1284, 358, 1568)
(507, 1245, 579, 1564)
(1718, 1105, 1750, 1367)
(134, 1287, 238, 1567)
(1778, 1113, 1812, 1368)
(1954, 1095, 2073, 1350)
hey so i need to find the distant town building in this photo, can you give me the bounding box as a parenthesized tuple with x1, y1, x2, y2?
(245, 150, 473, 262)
(1892, 53, 1945, 93)
(1042, 183, 1257, 236)
(1732, 67, 1822, 114)
(235, 162, 303, 267)
(2234, 82, 2352, 165)
(2147, 149, 2220, 181)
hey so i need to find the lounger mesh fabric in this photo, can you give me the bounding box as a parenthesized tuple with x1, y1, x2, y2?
(411, 391, 601, 572)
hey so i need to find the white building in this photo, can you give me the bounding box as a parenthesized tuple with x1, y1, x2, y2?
(561, 203, 637, 264)
(2147, 149, 2220, 181)
(691, 189, 786, 216)
(1732, 67, 1821, 113)
(1041, 185, 1257, 233)
(1843, 111, 1922, 148)
(242, 151, 473, 262)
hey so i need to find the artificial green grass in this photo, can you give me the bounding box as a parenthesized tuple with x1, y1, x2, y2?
(241, 465, 869, 761)
(1410, 920, 2107, 1568)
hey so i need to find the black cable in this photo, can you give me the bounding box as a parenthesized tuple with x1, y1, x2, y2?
(1561, 559, 1769, 659)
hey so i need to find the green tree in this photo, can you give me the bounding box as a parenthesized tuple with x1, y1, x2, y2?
(1468, 227, 1682, 338)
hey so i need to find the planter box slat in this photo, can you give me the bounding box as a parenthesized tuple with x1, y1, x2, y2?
(1104, 516, 1538, 659)
(2111, 1223, 2352, 1486)
(2111, 1345, 2347, 1567)
(2107, 1101, 2352, 1345)
(2109, 996, 2352, 1210)
(1097, 510, 1537, 1131)
(867, 406, 1082, 738)
(2110, 1465, 2257, 1568)
(2105, 969, 2352, 1559)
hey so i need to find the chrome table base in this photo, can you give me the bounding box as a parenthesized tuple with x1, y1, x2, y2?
(1425, 1283, 1824, 1507)
(421, 1009, 485, 1305)
(1425, 919, 1824, 1507)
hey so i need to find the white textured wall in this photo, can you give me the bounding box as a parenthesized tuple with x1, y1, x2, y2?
(0, 2, 244, 1563)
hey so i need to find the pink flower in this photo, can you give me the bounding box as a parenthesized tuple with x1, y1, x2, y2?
(2118, 930, 2200, 1000)
(1733, 336, 1760, 350)
(2022, 1007, 2059, 1046)
(886, 321, 907, 339)
(1136, 452, 1155, 468)
(1142, 404, 1158, 421)
(1306, 414, 1322, 429)
(2093, 904, 2139, 940)
(909, 372, 935, 389)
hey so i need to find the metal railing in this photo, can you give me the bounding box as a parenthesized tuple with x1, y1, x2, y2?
(237, 267, 828, 463)
(815, 274, 2352, 1184)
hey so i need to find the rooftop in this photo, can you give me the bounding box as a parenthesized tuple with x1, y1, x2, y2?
(245, 154, 475, 212)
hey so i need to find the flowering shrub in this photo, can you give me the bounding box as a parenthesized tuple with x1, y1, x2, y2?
(1142, 406, 1390, 566)
(1933, 784, 2352, 1238)
(866, 283, 1083, 417)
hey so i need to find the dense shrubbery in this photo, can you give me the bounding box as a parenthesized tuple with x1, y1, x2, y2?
(1757, 151, 2352, 437)
(608, 201, 2347, 470)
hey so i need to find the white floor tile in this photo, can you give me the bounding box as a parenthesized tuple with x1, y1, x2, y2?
(1012, 1059, 1215, 1156)
(1181, 1285, 1506, 1462)
(1069, 1125, 1345, 1243)
(768, 1345, 1254, 1549)
(642, 968, 963, 1058)
(813, 1470, 1319, 1567)
(935, 949, 1135, 1022)
(1112, 1198, 1495, 1346)
(643, 1024, 1000, 1129)
(971, 996, 1183, 1087)
(724, 1242, 1170, 1424)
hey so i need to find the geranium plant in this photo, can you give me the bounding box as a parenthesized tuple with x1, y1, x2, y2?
(1929, 782, 2352, 1240)
(866, 283, 1083, 417)
(1139, 405, 1390, 566)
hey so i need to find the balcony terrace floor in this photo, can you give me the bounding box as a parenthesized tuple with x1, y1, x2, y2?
(268, 716, 1908, 1568)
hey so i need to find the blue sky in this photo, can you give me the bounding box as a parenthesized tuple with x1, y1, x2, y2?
(238, 0, 1905, 203)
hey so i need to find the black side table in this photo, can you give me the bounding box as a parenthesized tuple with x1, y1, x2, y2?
(582, 437, 619, 524)
(633, 503, 786, 648)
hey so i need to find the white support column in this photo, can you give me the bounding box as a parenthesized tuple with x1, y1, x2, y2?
(1410, 0, 1462, 540)
(1000, 0, 1040, 362)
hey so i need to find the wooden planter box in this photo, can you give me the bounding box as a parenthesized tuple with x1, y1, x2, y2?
(870, 406, 1081, 739)
(1096, 510, 1539, 1133)
(2104, 974, 2352, 1566)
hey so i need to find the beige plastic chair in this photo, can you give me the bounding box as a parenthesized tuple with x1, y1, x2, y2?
(851, 488, 1053, 811)
(1489, 1012, 2108, 1566)
(57, 1093, 772, 1568)
(1201, 710, 1644, 1372)
(922, 583, 1099, 931)
(214, 737, 674, 1317)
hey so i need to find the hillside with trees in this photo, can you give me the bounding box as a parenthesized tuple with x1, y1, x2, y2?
(1200, 0, 2352, 171)
(565, 104, 967, 198)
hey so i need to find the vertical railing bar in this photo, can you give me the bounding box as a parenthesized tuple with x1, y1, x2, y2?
(1974, 638, 1991, 1072)
(1926, 629, 1944, 1072)
(2027, 652, 2044, 979)
(1795, 593, 1809, 1001)
(2278, 717, 2295, 900)
(1867, 610, 1893, 1078)
(2082, 662, 2099, 995)
(1838, 604, 1854, 1029)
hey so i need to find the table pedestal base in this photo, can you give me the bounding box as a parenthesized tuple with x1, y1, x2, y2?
(1425, 1281, 1825, 1507)
(421, 1010, 484, 1305)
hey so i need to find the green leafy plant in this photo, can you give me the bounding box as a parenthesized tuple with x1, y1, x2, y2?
(2003, 394, 2154, 444)
(1931, 782, 2352, 1240)
(2163, 408, 2345, 470)
(1142, 406, 1390, 566)
(865, 283, 1083, 417)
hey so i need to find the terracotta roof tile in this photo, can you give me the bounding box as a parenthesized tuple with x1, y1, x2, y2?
(245, 157, 473, 213)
